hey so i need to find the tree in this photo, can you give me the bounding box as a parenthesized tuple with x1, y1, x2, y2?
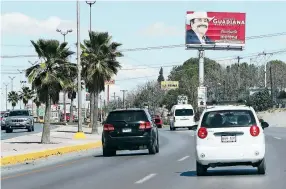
(33, 97, 42, 121)
(26, 39, 76, 143)
(66, 81, 83, 123)
(20, 87, 34, 108)
(81, 31, 123, 133)
(157, 67, 165, 83)
(8, 91, 19, 109)
(246, 89, 272, 111)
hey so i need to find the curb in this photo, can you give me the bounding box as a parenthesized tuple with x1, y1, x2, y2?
(0, 141, 102, 166)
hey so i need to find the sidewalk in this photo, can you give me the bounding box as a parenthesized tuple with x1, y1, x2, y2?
(1, 125, 103, 166)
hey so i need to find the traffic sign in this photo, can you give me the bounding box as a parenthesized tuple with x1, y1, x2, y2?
(198, 86, 207, 107)
(105, 80, 115, 85)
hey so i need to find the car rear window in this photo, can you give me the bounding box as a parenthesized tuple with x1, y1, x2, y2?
(9, 111, 29, 117)
(175, 109, 193, 116)
(201, 110, 257, 128)
(106, 110, 148, 122)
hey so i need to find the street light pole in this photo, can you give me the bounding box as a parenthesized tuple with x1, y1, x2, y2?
(86, 1, 96, 32)
(4, 83, 9, 110)
(8, 76, 16, 91)
(74, 0, 85, 139)
(56, 28, 73, 123)
(120, 90, 128, 109)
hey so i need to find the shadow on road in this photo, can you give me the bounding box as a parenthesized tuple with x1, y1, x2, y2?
(94, 152, 149, 158)
(7, 141, 41, 144)
(178, 168, 260, 177)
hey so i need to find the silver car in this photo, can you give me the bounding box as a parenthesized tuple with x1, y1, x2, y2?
(5, 109, 34, 133)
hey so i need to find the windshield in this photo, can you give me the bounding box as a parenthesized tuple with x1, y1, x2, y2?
(9, 111, 30, 117)
(201, 110, 257, 128)
(175, 109, 193, 116)
(107, 110, 148, 122)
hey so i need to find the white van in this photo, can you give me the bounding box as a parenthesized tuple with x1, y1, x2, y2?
(169, 104, 196, 131)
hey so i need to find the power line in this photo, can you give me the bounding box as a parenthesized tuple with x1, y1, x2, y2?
(1, 32, 286, 58)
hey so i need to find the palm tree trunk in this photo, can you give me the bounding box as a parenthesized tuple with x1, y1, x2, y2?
(69, 98, 73, 123)
(41, 95, 51, 144)
(90, 91, 94, 128)
(92, 92, 99, 134)
(36, 106, 39, 121)
(63, 91, 66, 122)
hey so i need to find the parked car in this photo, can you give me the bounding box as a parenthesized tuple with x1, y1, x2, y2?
(4, 109, 34, 133)
(102, 108, 159, 156)
(153, 115, 163, 128)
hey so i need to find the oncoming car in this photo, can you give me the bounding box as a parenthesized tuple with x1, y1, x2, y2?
(195, 105, 269, 176)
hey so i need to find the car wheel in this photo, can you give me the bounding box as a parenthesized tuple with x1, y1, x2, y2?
(103, 146, 116, 157)
(196, 161, 207, 176)
(257, 158, 266, 175)
(148, 140, 156, 155)
(155, 138, 159, 153)
(27, 126, 33, 132)
(32, 126, 35, 131)
(6, 128, 13, 133)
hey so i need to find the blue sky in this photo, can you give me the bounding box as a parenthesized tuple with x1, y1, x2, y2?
(1, 0, 286, 110)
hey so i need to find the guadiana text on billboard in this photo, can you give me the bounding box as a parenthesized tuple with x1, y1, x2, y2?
(161, 81, 179, 90)
(185, 11, 246, 50)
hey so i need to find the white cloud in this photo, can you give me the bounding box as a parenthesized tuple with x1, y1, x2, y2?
(138, 22, 183, 37)
(1, 12, 76, 36)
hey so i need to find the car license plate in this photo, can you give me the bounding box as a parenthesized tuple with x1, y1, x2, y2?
(122, 128, 132, 133)
(221, 135, 236, 143)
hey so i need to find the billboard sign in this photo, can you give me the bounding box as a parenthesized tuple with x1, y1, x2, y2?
(198, 86, 207, 107)
(105, 80, 115, 85)
(185, 11, 246, 50)
(161, 81, 179, 90)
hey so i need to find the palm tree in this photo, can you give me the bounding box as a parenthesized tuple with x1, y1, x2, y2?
(66, 81, 82, 123)
(26, 39, 76, 143)
(33, 97, 42, 121)
(81, 31, 123, 133)
(8, 91, 19, 109)
(20, 87, 34, 108)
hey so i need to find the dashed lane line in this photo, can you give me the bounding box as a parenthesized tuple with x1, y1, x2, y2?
(178, 156, 190, 162)
(274, 137, 282, 140)
(135, 173, 157, 184)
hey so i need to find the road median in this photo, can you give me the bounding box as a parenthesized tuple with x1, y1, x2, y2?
(1, 125, 103, 166)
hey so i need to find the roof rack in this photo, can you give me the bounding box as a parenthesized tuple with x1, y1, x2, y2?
(206, 100, 248, 106)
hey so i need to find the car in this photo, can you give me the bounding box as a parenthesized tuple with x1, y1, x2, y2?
(195, 105, 268, 176)
(4, 109, 34, 133)
(102, 108, 159, 156)
(153, 115, 163, 128)
(169, 104, 196, 131)
(1, 112, 9, 130)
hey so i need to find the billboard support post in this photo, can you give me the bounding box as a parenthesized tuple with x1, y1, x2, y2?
(198, 50, 205, 87)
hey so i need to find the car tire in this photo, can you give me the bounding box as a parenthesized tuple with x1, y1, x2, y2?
(155, 138, 159, 153)
(32, 126, 35, 131)
(103, 147, 116, 157)
(257, 158, 266, 175)
(196, 161, 207, 176)
(6, 128, 13, 133)
(148, 140, 156, 155)
(27, 126, 33, 132)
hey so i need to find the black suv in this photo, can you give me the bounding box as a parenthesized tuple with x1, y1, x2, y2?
(102, 108, 159, 156)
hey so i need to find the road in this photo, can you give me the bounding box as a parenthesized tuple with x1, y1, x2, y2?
(1, 123, 58, 140)
(1, 127, 286, 189)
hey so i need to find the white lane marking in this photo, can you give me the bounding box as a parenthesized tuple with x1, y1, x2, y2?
(274, 137, 281, 140)
(178, 155, 190, 162)
(135, 173, 157, 184)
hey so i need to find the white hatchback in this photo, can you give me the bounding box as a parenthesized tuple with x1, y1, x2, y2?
(195, 105, 269, 176)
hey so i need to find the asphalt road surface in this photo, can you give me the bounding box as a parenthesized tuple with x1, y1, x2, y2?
(2, 127, 286, 189)
(1, 123, 58, 140)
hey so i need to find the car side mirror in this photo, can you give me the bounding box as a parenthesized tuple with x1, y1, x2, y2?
(259, 118, 264, 123)
(261, 121, 269, 129)
(167, 113, 171, 116)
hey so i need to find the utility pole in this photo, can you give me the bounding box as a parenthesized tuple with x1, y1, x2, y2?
(8, 76, 16, 91)
(258, 51, 273, 88)
(86, 1, 96, 32)
(4, 83, 9, 110)
(56, 28, 73, 123)
(74, 0, 85, 139)
(236, 56, 243, 99)
(120, 90, 127, 109)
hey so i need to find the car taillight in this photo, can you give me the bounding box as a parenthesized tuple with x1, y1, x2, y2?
(139, 121, 151, 129)
(198, 127, 208, 139)
(250, 125, 260, 137)
(104, 124, 114, 131)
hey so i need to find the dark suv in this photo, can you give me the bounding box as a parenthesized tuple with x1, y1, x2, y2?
(102, 108, 159, 156)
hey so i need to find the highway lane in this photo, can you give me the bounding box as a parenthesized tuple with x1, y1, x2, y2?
(1, 123, 58, 140)
(2, 127, 286, 189)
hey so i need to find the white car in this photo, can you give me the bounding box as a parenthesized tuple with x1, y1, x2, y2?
(169, 104, 196, 131)
(195, 105, 269, 176)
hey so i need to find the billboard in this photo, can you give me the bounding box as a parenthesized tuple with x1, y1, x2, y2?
(161, 81, 179, 90)
(185, 11, 246, 50)
(198, 86, 207, 107)
(105, 80, 115, 85)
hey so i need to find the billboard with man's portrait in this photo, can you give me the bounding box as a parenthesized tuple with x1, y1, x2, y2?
(185, 11, 246, 51)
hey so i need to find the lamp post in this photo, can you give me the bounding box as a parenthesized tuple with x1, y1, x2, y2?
(56, 28, 73, 123)
(86, 1, 96, 32)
